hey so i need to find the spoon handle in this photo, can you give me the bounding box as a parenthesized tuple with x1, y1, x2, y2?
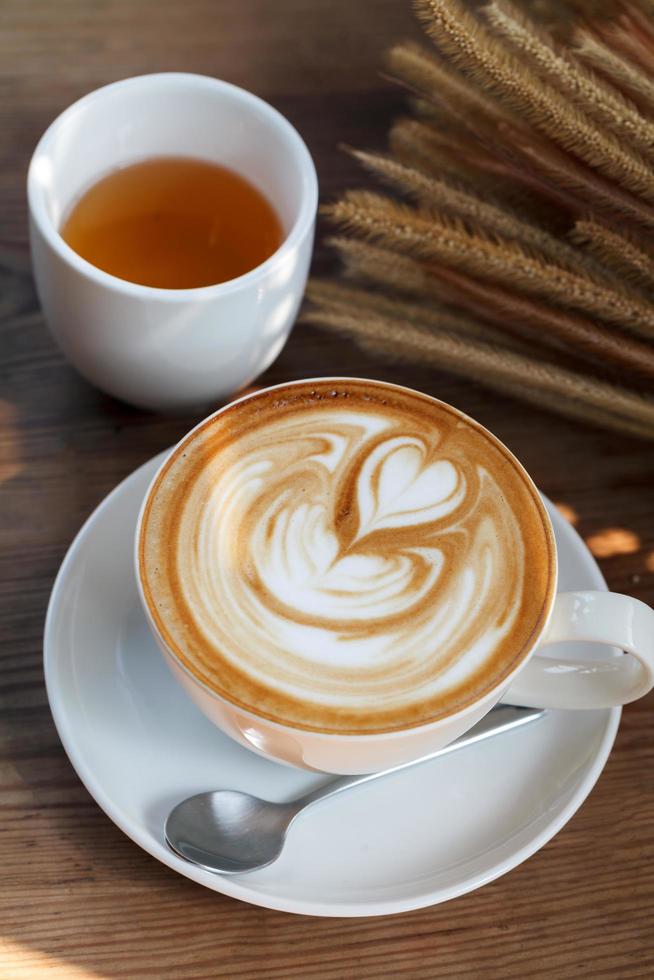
(293, 705, 544, 812)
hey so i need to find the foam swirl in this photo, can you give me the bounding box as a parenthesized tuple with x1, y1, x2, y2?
(140, 381, 555, 732)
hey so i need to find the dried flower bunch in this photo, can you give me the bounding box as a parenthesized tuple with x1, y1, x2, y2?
(305, 0, 654, 439)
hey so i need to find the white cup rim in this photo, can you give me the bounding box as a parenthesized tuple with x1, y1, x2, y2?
(134, 376, 559, 742)
(27, 72, 319, 302)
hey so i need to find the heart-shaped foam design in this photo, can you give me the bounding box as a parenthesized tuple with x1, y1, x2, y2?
(356, 437, 465, 537)
(140, 380, 553, 733)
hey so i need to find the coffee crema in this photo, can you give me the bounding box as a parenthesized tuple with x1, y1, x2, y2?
(139, 380, 556, 733)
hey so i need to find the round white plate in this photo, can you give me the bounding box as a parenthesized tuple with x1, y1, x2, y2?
(44, 452, 620, 917)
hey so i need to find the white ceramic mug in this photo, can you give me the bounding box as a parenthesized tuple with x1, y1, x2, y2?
(27, 73, 318, 411)
(135, 379, 654, 773)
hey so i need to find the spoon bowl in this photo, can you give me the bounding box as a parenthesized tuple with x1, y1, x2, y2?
(166, 791, 299, 874)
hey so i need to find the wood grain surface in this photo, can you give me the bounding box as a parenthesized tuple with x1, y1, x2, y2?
(1, 1, 653, 977)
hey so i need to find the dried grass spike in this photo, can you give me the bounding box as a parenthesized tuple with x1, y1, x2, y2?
(305, 284, 654, 436)
(484, 0, 654, 160)
(326, 190, 654, 339)
(415, 0, 654, 204)
(327, 236, 535, 352)
(387, 41, 517, 133)
(574, 30, 654, 113)
(572, 219, 654, 293)
(350, 149, 576, 263)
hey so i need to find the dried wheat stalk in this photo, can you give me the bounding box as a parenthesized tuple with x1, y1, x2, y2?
(329, 235, 654, 378)
(307, 0, 654, 439)
(416, 0, 654, 202)
(348, 148, 601, 273)
(485, 0, 654, 160)
(590, 4, 654, 75)
(574, 31, 654, 113)
(571, 219, 654, 294)
(329, 236, 537, 354)
(326, 191, 654, 339)
(389, 45, 654, 230)
(306, 281, 654, 440)
(388, 116, 541, 213)
(387, 42, 513, 129)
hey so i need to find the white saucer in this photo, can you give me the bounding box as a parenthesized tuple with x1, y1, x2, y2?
(44, 452, 620, 917)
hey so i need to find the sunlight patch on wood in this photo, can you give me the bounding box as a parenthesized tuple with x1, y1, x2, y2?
(586, 527, 640, 558)
(0, 401, 21, 485)
(0, 938, 102, 979)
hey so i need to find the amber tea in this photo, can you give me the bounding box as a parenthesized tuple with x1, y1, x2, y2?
(60, 157, 283, 289)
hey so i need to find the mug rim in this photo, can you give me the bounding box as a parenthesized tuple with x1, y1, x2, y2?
(134, 377, 559, 742)
(27, 72, 318, 302)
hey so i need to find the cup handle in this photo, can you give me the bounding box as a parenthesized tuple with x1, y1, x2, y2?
(501, 591, 654, 709)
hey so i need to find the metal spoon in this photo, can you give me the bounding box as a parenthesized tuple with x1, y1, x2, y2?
(165, 704, 543, 875)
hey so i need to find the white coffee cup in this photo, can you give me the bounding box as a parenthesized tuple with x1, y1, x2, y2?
(27, 73, 318, 411)
(134, 379, 654, 774)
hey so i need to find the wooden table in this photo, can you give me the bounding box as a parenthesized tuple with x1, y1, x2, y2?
(1, 1, 653, 976)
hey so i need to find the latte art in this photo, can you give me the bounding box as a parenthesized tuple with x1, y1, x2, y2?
(139, 381, 555, 733)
